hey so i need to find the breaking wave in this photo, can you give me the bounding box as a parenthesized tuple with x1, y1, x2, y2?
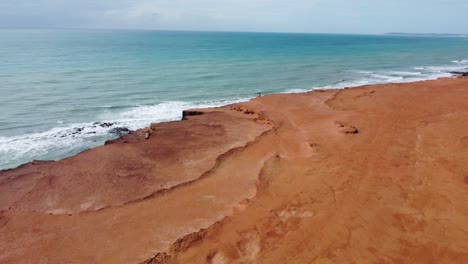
(0, 99, 248, 170)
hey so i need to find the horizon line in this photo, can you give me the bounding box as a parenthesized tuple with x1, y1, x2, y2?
(0, 27, 467, 37)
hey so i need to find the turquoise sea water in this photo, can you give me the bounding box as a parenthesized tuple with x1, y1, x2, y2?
(1, 29, 467, 169)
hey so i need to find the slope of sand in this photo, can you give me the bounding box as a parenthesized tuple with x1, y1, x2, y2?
(1, 78, 467, 263)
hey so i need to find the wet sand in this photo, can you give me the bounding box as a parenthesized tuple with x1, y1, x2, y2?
(1, 78, 467, 263)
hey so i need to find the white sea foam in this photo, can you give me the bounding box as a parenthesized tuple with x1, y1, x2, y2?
(305, 60, 466, 91)
(282, 88, 309, 94)
(0, 123, 114, 166)
(387, 71, 423, 76)
(0, 98, 249, 170)
(452, 60, 468, 64)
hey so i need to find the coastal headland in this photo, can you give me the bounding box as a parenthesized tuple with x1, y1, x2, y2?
(1, 78, 467, 263)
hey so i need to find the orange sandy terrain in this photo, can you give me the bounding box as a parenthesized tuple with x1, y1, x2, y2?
(1, 78, 467, 263)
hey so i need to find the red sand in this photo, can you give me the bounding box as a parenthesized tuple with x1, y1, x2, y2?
(1, 78, 467, 263)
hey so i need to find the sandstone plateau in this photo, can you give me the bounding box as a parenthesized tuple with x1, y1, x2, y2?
(1, 78, 467, 263)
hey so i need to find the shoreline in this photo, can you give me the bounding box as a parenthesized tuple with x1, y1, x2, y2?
(2, 72, 467, 171)
(1, 77, 468, 263)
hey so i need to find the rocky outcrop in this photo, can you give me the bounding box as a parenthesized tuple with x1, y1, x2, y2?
(109, 127, 132, 136)
(182, 109, 205, 120)
(450, 71, 468, 77)
(334, 121, 359, 134)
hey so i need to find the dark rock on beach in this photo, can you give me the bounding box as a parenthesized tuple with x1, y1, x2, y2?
(450, 71, 468, 77)
(109, 127, 132, 136)
(94, 122, 116, 128)
(71, 127, 84, 135)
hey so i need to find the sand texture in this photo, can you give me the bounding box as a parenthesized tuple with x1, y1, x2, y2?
(1, 78, 467, 263)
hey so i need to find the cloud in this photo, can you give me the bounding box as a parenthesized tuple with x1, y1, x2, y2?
(97, 0, 325, 31)
(0, 0, 467, 34)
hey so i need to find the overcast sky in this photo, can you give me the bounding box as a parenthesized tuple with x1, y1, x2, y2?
(0, 0, 467, 34)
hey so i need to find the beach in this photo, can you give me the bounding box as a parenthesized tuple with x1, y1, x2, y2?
(1, 77, 467, 263)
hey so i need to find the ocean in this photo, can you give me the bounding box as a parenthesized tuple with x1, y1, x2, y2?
(1, 29, 467, 170)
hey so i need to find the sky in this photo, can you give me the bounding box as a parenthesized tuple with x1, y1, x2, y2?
(0, 0, 467, 34)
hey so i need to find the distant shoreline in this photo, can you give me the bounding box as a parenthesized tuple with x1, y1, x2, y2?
(386, 32, 468, 38)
